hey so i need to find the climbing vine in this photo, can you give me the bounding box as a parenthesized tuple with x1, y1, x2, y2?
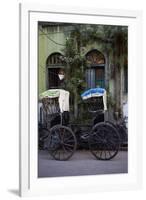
(59, 24, 128, 119)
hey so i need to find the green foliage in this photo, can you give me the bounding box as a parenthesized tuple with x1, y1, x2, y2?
(60, 27, 88, 119)
(60, 33, 87, 94)
(60, 24, 128, 120)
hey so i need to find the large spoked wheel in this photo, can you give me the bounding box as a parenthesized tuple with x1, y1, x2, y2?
(48, 125, 77, 161)
(88, 122, 120, 160)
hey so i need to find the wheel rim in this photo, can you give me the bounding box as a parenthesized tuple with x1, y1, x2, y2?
(89, 123, 120, 160)
(49, 125, 77, 161)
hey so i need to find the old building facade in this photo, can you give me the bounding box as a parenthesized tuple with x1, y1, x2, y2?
(38, 22, 128, 121)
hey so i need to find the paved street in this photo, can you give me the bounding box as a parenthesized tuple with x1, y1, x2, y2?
(38, 150, 128, 177)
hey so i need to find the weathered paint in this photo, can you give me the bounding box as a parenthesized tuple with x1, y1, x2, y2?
(38, 24, 128, 119)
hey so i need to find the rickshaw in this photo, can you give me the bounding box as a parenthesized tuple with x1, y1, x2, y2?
(39, 88, 120, 161)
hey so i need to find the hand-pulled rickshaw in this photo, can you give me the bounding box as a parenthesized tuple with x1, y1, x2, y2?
(39, 88, 121, 161)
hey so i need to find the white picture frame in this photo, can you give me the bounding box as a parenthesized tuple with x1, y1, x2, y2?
(19, 3, 143, 197)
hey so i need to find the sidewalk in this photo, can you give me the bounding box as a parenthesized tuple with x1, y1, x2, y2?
(38, 150, 128, 177)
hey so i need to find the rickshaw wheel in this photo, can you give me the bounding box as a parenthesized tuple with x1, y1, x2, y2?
(48, 125, 77, 161)
(88, 122, 120, 160)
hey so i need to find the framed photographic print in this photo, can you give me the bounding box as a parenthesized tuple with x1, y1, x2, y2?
(19, 3, 142, 197)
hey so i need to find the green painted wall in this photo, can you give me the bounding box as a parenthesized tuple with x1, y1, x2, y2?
(38, 27, 66, 94)
(38, 25, 107, 94)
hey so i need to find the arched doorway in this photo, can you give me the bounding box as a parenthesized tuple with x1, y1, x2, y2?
(85, 49, 105, 88)
(46, 52, 64, 89)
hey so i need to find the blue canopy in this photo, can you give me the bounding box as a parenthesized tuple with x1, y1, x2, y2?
(81, 88, 106, 100)
(81, 87, 107, 110)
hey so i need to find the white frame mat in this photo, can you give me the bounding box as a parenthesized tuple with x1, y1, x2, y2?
(19, 3, 143, 197)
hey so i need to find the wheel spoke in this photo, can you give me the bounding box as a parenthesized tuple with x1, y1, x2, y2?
(89, 123, 119, 160)
(64, 147, 73, 152)
(99, 150, 103, 158)
(104, 144, 113, 158)
(108, 150, 112, 157)
(104, 150, 106, 159)
(52, 149, 58, 156)
(64, 139, 74, 143)
(62, 145, 68, 153)
(64, 135, 73, 143)
(60, 128, 65, 141)
(49, 126, 76, 160)
(63, 143, 74, 148)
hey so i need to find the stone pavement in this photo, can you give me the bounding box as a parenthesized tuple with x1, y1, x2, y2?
(38, 150, 128, 177)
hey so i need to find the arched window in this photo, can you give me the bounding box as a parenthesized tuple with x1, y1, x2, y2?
(85, 50, 105, 88)
(46, 53, 64, 89)
(46, 52, 63, 66)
